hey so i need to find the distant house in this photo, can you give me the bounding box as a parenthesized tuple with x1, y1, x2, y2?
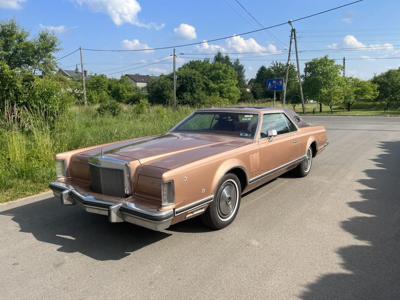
(124, 74, 155, 89)
(58, 65, 88, 80)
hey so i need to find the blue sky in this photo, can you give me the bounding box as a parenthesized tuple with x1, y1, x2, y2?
(1, 0, 400, 79)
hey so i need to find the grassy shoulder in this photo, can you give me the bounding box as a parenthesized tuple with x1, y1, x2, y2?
(0, 105, 193, 203)
(1, 102, 399, 203)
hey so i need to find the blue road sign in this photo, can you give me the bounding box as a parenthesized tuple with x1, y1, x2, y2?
(266, 79, 284, 91)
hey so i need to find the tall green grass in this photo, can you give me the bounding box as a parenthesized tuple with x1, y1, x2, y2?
(1, 102, 399, 203)
(0, 105, 193, 203)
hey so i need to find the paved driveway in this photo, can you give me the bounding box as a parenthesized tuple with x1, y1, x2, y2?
(1, 116, 400, 299)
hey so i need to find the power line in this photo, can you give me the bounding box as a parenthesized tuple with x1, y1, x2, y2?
(106, 57, 172, 76)
(233, 0, 264, 28)
(82, 0, 363, 53)
(96, 61, 155, 74)
(56, 48, 79, 61)
(223, 0, 256, 29)
(180, 43, 399, 57)
(224, 0, 286, 48)
(232, 0, 287, 47)
(179, 55, 400, 62)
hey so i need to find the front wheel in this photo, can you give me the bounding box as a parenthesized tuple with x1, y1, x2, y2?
(201, 174, 241, 230)
(293, 146, 313, 177)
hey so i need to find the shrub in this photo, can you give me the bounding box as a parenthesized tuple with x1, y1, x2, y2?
(96, 100, 121, 116)
(0, 65, 72, 128)
(88, 90, 111, 104)
(27, 77, 73, 125)
(109, 77, 143, 104)
(203, 95, 231, 107)
(133, 99, 150, 114)
(147, 75, 173, 105)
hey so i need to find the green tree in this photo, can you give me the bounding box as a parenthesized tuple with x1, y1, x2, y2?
(86, 74, 111, 104)
(147, 75, 173, 105)
(353, 79, 378, 101)
(343, 77, 379, 111)
(109, 77, 143, 104)
(303, 56, 343, 112)
(213, 52, 232, 65)
(207, 62, 240, 103)
(250, 62, 299, 103)
(147, 59, 240, 106)
(372, 68, 400, 110)
(213, 52, 249, 101)
(177, 67, 207, 105)
(177, 60, 240, 106)
(0, 20, 59, 74)
(250, 66, 269, 99)
(320, 81, 345, 113)
(342, 78, 355, 111)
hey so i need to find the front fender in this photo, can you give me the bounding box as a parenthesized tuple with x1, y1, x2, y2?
(211, 158, 249, 194)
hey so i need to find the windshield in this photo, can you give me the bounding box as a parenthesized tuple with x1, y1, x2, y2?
(173, 112, 259, 139)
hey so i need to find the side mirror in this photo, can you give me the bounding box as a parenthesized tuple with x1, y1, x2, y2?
(268, 129, 278, 137)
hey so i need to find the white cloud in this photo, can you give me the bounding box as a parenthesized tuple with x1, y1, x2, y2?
(39, 24, 68, 34)
(0, 0, 25, 9)
(343, 35, 365, 48)
(196, 36, 280, 55)
(343, 35, 394, 51)
(75, 0, 164, 29)
(174, 23, 197, 40)
(368, 43, 394, 51)
(227, 36, 267, 53)
(328, 35, 395, 52)
(121, 39, 154, 53)
(197, 41, 226, 54)
(264, 43, 280, 54)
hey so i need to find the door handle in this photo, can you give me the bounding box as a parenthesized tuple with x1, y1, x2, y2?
(292, 140, 298, 144)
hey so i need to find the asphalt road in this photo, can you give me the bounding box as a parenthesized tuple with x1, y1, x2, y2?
(1, 116, 400, 300)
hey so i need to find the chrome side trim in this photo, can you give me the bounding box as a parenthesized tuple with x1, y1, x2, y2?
(318, 142, 329, 152)
(174, 196, 214, 216)
(248, 156, 306, 184)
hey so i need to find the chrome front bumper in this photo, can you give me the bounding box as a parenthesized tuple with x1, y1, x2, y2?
(49, 182, 173, 231)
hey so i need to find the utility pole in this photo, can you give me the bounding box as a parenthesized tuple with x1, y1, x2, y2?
(172, 48, 177, 109)
(342, 57, 346, 77)
(290, 21, 305, 114)
(283, 29, 294, 106)
(79, 47, 87, 106)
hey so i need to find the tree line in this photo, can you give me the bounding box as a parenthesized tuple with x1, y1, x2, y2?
(1, 20, 400, 125)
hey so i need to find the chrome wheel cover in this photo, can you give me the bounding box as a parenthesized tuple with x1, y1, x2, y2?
(217, 179, 239, 221)
(303, 147, 312, 173)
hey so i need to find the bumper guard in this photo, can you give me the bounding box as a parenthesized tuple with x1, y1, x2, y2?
(49, 182, 173, 231)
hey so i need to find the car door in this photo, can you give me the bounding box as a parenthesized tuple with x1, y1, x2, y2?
(257, 113, 300, 176)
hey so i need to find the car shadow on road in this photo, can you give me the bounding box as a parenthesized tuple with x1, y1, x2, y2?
(170, 177, 282, 233)
(301, 141, 400, 299)
(1, 197, 171, 261)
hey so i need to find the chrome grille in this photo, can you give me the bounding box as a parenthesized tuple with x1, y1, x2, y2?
(90, 164, 126, 197)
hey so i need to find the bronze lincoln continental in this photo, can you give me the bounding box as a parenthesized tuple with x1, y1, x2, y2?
(50, 107, 328, 230)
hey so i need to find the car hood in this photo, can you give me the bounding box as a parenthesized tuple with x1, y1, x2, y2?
(77, 133, 252, 169)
